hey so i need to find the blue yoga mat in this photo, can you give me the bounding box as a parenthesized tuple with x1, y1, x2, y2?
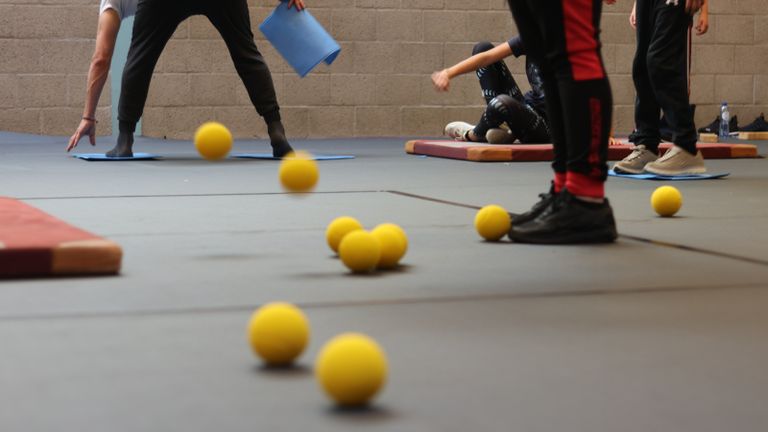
(608, 170, 730, 180)
(259, 1, 340, 77)
(73, 153, 160, 161)
(233, 153, 354, 161)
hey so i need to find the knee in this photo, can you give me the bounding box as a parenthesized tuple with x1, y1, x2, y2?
(645, 51, 670, 81)
(488, 94, 516, 115)
(472, 41, 494, 55)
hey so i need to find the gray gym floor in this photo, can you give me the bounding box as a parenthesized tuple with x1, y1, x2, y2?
(1, 131, 767, 432)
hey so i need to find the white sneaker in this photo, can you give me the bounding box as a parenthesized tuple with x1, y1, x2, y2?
(613, 145, 658, 174)
(644, 145, 706, 175)
(486, 128, 515, 144)
(444, 121, 474, 141)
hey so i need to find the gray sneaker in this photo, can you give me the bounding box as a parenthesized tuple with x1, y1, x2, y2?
(486, 128, 515, 144)
(644, 145, 706, 175)
(613, 145, 658, 174)
(444, 121, 474, 141)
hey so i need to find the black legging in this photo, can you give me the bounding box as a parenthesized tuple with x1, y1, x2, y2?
(470, 42, 550, 144)
(118, 0, 280, 130)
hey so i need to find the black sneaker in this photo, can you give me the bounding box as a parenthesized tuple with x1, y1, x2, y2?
(739, 113, 768, 132)
(697, 115, 738, 134)
(509, 189, 618, 244)
(510, 182, 557, 227)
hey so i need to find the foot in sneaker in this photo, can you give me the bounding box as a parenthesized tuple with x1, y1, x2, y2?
(509, 189, 618, 244)
(644, 145, 706, 175)
(739, 113, 768, 132)
(444, 121, 475, 141)
(486, 128, 515, 144)
(509, 182, 557, 229)
(612, 145, 658, 174)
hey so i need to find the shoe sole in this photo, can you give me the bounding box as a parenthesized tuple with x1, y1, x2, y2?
(510, 226, 618, 245)
(612, 165, 647, 175)
(644, 166, 707, 176)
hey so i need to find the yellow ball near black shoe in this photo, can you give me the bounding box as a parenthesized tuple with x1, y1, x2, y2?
(371, 224, 407, 269)
(247, 303, 310, 366)
(315, 333, 388, 407)
(194, 122, 233, 160)
(651, 185, 682, 217)
(279, 151, 319, 192)
(474, 205, 511, 241)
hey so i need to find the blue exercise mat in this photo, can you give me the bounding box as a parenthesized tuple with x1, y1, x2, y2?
(608, 170, 729, 180)
(259, 1, 340, 77)
(233, 153, 354, 161)
(73, 153, 160, 161)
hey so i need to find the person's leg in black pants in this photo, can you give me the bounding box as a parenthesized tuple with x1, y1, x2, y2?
(632, 0, 662, 153)
(472, 42, 525, 104)
(112, 0, 190, 157)
(205, 0, 292, 157)
(507, 0, 616, 244)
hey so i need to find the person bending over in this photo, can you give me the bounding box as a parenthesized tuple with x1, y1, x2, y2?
(432, 37, 550, 145)
(67, 0, 138, 153)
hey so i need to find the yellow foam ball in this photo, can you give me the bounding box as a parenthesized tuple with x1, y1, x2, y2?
(279, 151, 319, 192)
(326, 216, 364, 254)
(247, 302, 310, 366)
(651, 185, 682, 217)
(474, 204, 511, 241)
(374, 223, 408, 255)
(194, 122, 233, 160)
(371, 225, 406, 269)
(338, 230, 381, 273)
(315, 333, 388, 407)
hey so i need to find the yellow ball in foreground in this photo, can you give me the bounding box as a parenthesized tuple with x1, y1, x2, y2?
(474, 204, 511, 241)
(326, 216, 364, 254)
(651, 185, 682, 217)
(194, 122, 233, 160)
(371, 225, 406, 269)
(315, 333, 388, 407)
(374, 223, 408, 255)
(247, 302, 310, 366)
(338, 230, 381, 273)
(279, 151, 319, 192)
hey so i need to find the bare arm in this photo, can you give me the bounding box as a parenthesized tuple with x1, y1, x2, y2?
(695, 0, 709, 35)
(67, 10, 120, 152)
(432, 43, 513, 92)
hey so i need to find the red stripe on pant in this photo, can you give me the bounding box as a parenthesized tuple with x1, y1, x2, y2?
(562, 0, 604, 81)
(566, 98, 604, 199)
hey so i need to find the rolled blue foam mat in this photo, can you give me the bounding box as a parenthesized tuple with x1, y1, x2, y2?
(73, 153, 160, 161)
(608, 170, 729, 180)
(233, 153, 354, 161)
(259, 1, 341, 77)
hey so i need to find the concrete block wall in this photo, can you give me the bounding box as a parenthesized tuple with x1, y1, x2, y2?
(0, 0, 766, 139)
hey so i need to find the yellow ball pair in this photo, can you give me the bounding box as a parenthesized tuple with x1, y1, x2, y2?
(247, 303, 387, 407)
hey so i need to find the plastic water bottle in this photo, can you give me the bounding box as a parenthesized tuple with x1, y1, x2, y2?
(719, 102, 730, 139)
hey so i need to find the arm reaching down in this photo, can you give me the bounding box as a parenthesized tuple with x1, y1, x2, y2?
(431, 42, 513, 92)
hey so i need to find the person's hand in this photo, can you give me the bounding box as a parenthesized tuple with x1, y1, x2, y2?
(629, 2, 637, 29)
(287, 0, 305, 11)
(609, 136, 621, 147)
(431, 69, 450, 92)
(685, 0, 703, 14)
(695, 9, 709, 35)
(67, 118, 97, 152)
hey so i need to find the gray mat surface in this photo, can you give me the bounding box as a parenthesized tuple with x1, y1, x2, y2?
(1, 132, 767, 431)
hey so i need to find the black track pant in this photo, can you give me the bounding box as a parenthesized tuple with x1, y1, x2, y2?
(118, 0, 280, 130)
(471, 42, 550, 144)
(507, 0, 612, 198)
(633, 0, 696, 154)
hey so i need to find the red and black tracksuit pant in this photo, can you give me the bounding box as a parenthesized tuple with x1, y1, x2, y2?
(507, 0, 612, 199)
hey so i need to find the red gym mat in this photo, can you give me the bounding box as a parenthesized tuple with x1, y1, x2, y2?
(405, 140, 759, 162)
(0, 197, 122, 278)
